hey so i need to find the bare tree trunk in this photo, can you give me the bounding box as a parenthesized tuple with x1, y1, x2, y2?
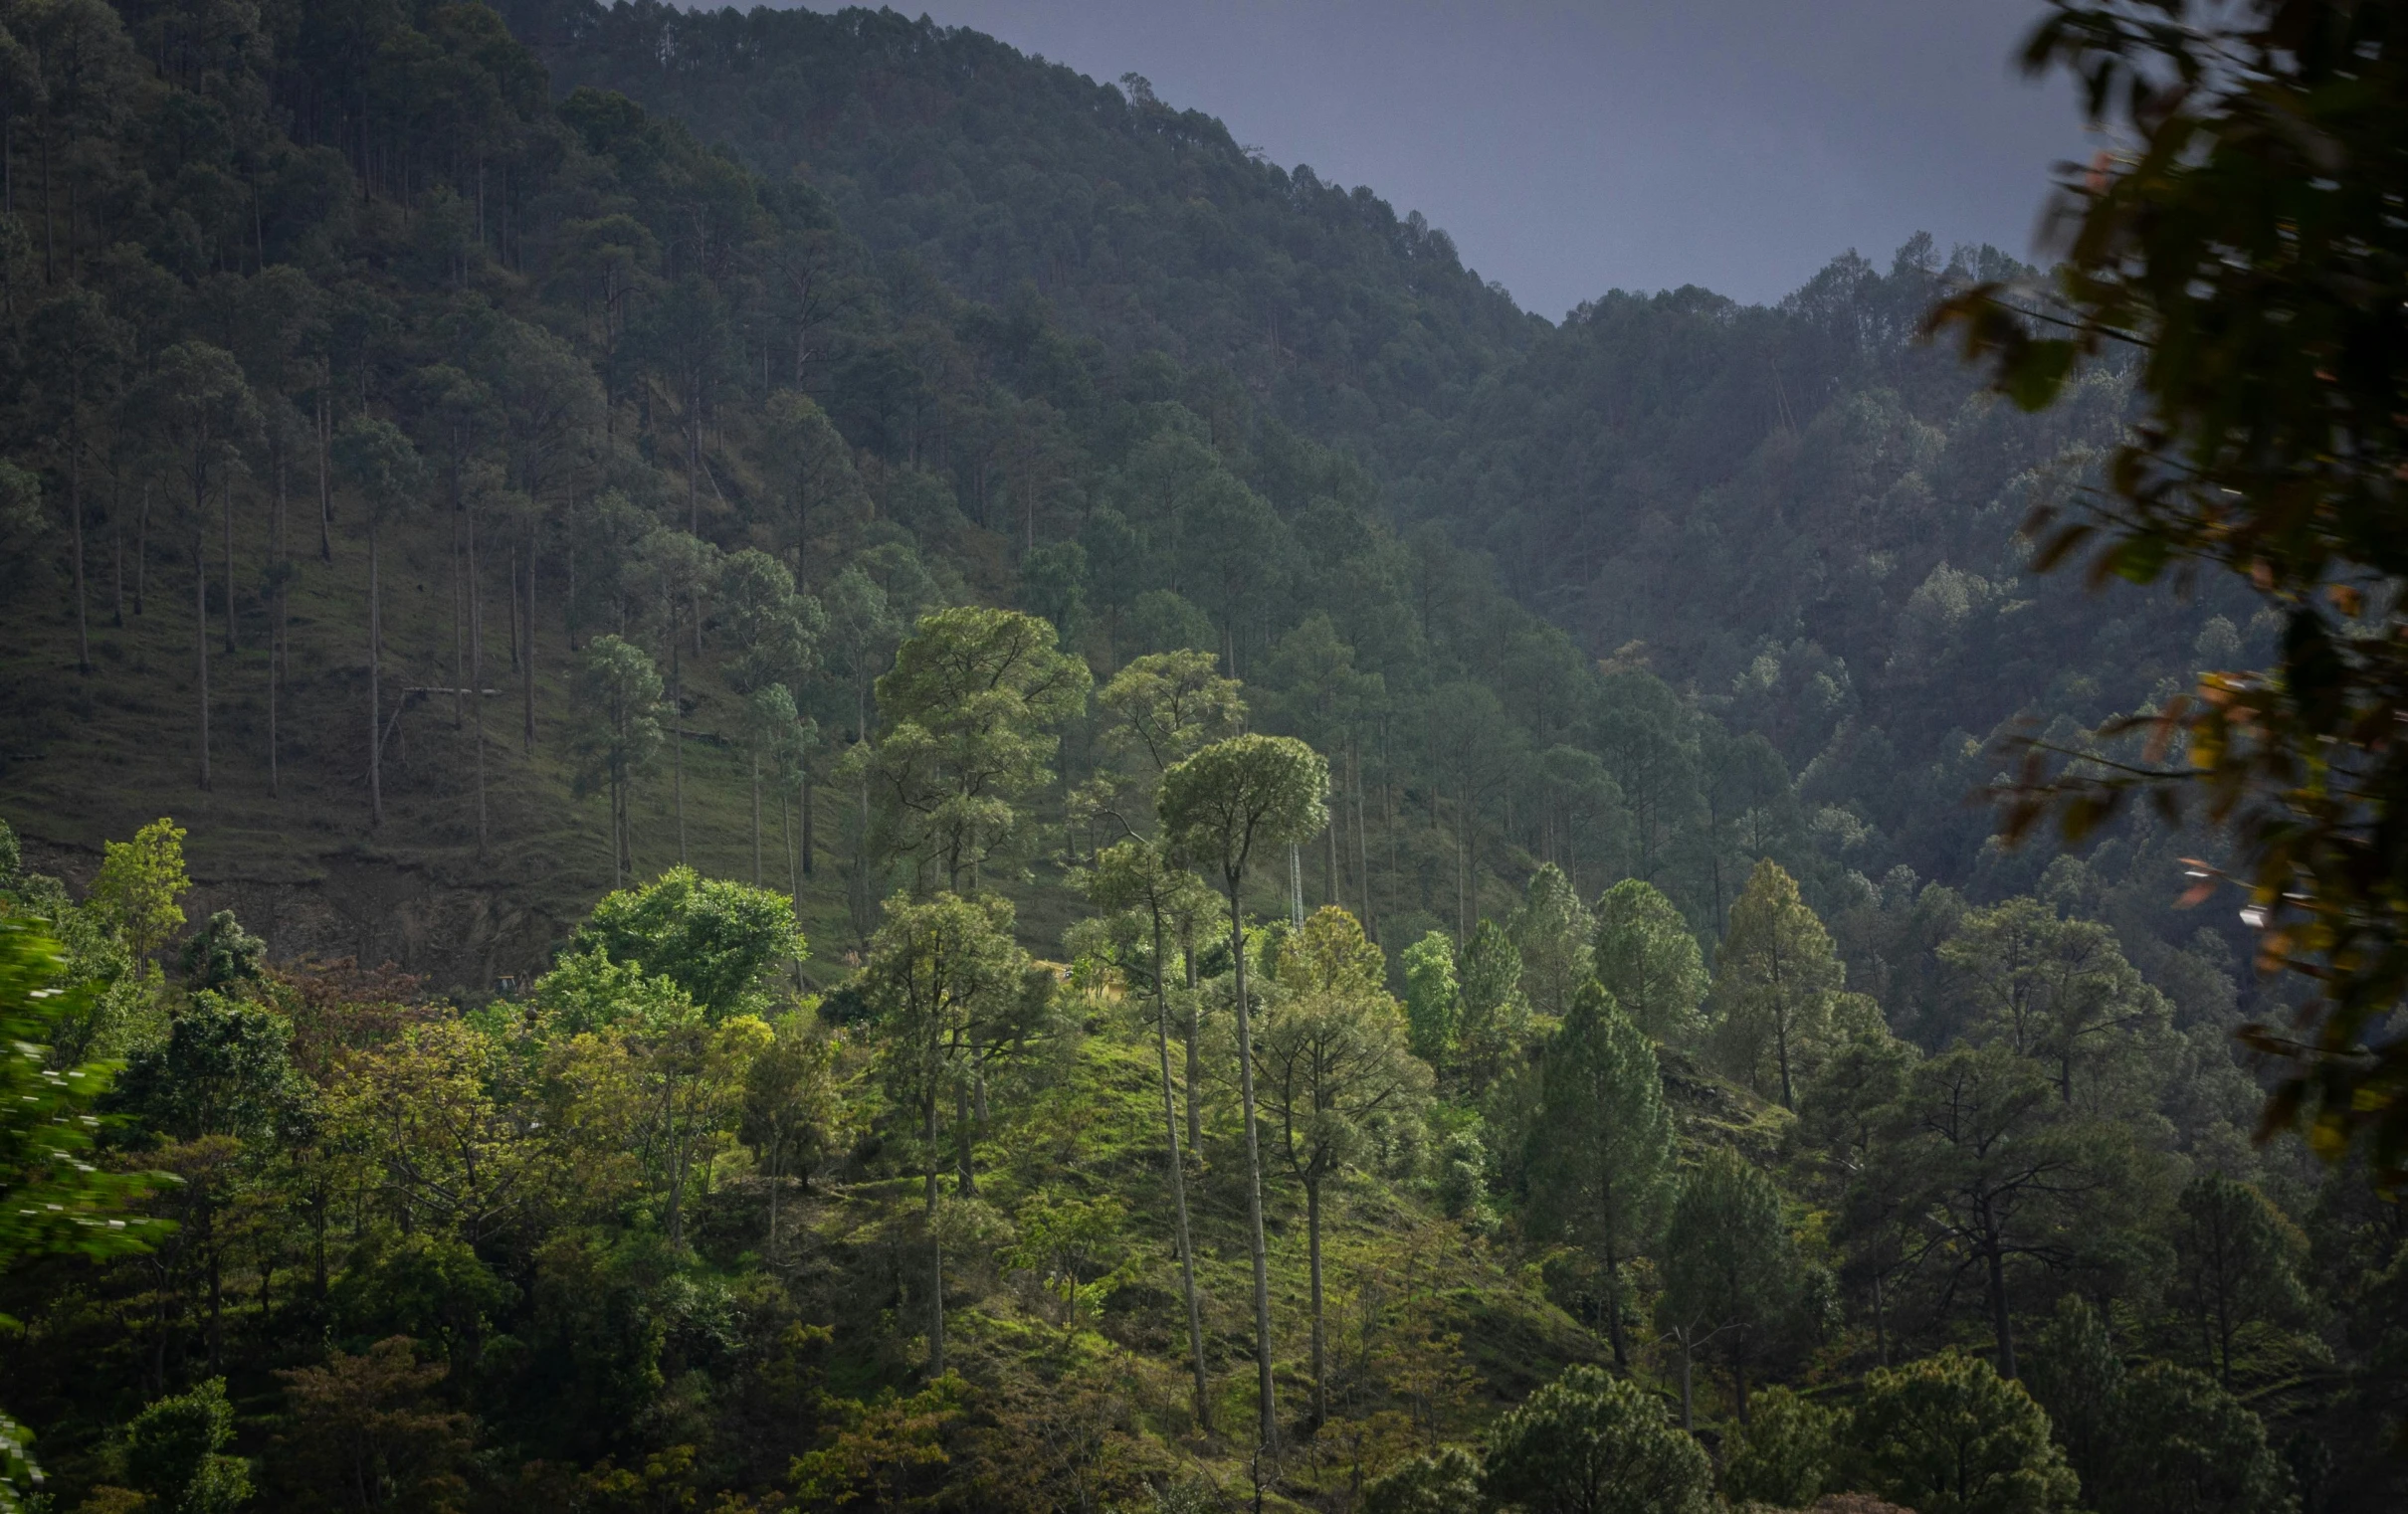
(751, 751, 763, 885)
(111, 477, 124, 627)
(472, 509, 488, 861)
(802, 768, 816, 876)
(1676, 1328, 1695, 1431)
(1987, 1239, 2018, 1380)
(925, 1086, 945, 1377)
(671, 631, 686, 864)
(271, 439, 285, 798)
(1228, 882, 1279, 1456)
(1185, 940, 1202, 1155)
(136, 481, 149, 614)
(1151, 908, 1211, 1431)
(196, 504, 210, 791)
(450, 502, 465, 728)
(317, 391, 332, 563)
(368, 515, 383, 828)
(1352, 745, 1372, 942)
(223, 471, 237, 656)
(68, 411, 89, 672)
(522, 512, 537, 750)
(1307, 1175, 1327, 1428)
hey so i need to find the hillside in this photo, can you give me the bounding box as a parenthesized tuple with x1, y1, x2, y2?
(1, 3, 2401, 1513)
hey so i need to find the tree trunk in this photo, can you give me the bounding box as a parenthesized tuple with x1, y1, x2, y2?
(1185, 940, 1203, 1156)
(271, 438, 286, 798)
(1307, 1174, 1327, 1428)
(223, 471, 237, 655)
(1676, 1329, 1694, 1432)
(368, 516, 383, 827)
(317, 391, 332, 563)
(1325, 813, 1339, 919)
(751, 751, 763, 884)
(472, 508, 488, 861)
(1352, 745, 1371, 942)
(522, 512, 537, 750)
(1872, 1271, 1890, 1368)
(671, 631, 686, 864)
(1228, 881, 1279, 1455)
(955, 1079, 975, 1197)
(1986, 1238, 2018, 1379)
(196, 503, 210, 791)
(68, 410, 89, 672)
(925, 1086, 945, 1377)
(802, 768, 816, 875)
(1152, 909, 1212, 1431)
(136, 481, 149, 615)
(111, 481, 124, 627)
(1603, 1247, 1628, 1369)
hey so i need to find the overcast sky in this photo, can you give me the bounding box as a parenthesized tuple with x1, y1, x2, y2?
(883, 0, 2080, 317)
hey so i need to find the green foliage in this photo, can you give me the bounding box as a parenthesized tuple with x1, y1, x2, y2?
(111, 990, 302, 1143)
(122, 1378, 251, 1514)
(531, 944, 696, 1038)
(570, 866, 806, 1021)
(1401, 930, 1460, 1067)
(1508, 863, 1594, 1021)
(1708, 858, 1850, 1109)
(0, 918, 158, 1257)
(571, 635, 667, 878)
(1095, 650, 1247, 796)
(272, 1338, 476, 1513)
(1591, 879, 1706, 1046)
(863, 606, 1091, 889)
(740, 1011, 840, 1197)
(0, 3, 2397, 1507)
(86, 817, 189, 964)
(1932, 0, 2408, 1183)
(1720, 1385, 1841, 1508)
(1360, 1445, 1482, 1514)
(2028, 1296, 2304, 1514)
(1659, 1145, 1810, 1419)
(1525, 983, 1673, 1367)
(1940, 896, 2170, 1114)
(2024, 1295, 2128, 1493)
(1479, 1363, 1715, 1514)
(1453, 919, 1529, 1094)
(1157, 733, 1328, 895)
(2168, 1174, 2309, 1388)
(176, 911, 265, 993)
(1844, 1349, 2079, 1514)
(2112, 1361, 2293, 1514)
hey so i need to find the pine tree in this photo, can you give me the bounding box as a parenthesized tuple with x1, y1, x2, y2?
(1525, 982, 1672, 1370)
(1709, 858, 1849, 1108)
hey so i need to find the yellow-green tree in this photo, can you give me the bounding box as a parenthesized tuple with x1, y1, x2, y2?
(862, 607, 1090, 891)
(1261, 906, 1431, 1423)
(86, 817, 190, 966)
(1708, 859, 1865, 1108)
(858, 890, 1032, 1375)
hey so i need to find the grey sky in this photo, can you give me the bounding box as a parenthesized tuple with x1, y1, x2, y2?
(897, 0, 2080, 316)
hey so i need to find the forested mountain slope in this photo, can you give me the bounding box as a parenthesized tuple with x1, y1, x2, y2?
(499, 0, 1541, 460)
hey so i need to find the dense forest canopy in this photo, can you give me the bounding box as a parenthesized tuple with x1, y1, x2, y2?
(0, 1, 2394, 1511)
